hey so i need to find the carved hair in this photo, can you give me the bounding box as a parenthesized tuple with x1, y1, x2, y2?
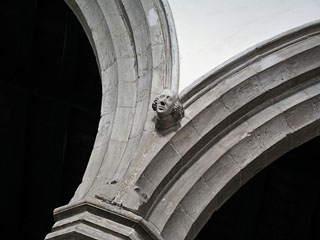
(152, 97, 159, 112)
(171, 99, 184, 120)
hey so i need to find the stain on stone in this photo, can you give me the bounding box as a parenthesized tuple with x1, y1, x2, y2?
(134, 186, 148, 203)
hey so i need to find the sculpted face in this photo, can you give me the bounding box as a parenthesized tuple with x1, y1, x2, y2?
(156, 89, 177, 118)
(152, 89, 184, 131)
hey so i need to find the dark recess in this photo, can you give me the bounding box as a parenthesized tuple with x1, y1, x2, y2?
(196, 136, 320, 240)
(0, 1, 101, 239)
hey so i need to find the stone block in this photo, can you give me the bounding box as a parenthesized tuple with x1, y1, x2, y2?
(142, 143, 180, 190)
(254, 113, 292, 149)
(161, 205, 194, 240)
(218, 120, 251, 150)
(229, 133, 266, 169)
(101, 88, 117, 115)
(252, 35, 320, 72)
(265, 135, 291, 167)
(118, 81, 137, 107)
(137, 70, 152, 102)
(110, 107, 135, 142)
(151, 44, 165, 69)
(240, 151, 267, 186)
(144, 110, 156, 132)
(283, 99, 317, 131)
(290, 120, 320, 150)
(312, 94, 320, 115)
(180, 178, 214, 221)
(170, 123, 201, 157)
(98, 140, 127, 180)
(248, 105, 281, 130)
(80, 1, 104, 29)
(164, 167, 202, 207)
(113, 34, 135, 59)
(191, 99, 230, 136)
(303, 79, 320, 98)
(91, 21, 116, 71)
(83, 146, 107, 182)
(215, 172, 241, 210)
(202, 153, 240, 194)
(210, 65, 257, 102)
(137, 50, 153, 78)
(134, 24, 151, 54)
(286, 46, 320, 76)
(101, 60, 118, 92)
(148, 197, 178, 231)
(94, 112, 114, 148)
(221, 75, 264, 113)
(130, 99, 149, 138)
(122, 0, 145, 30)
(113, 136, 141, 181)
(117, 57, 137, 83)
(185, 197, 217, 240)
(150, 68, 165, 95)
(257, 61, 292, 91)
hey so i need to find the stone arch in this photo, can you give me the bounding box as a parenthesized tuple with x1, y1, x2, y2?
(112, 21, 320, 240)
(63, 0, 179, 203)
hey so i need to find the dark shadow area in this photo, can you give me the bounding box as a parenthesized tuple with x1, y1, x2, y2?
(196, 136, 320, 240)
(0, 1, 101, 239)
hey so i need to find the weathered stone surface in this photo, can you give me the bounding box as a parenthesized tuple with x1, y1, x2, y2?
(202, 153, 240, 193)
(179, 178, 214, 221)
(148, 197, 178, 231)
(48, 6, 320, 239)
(221, 75, 264, 113)
(152, 89, 184, 132)
(45, 201, 161, 240)
(110, 107, 135, 142)
(140, 143, 180, 189)
(284, 100, 317, 131)
(161, 205, 194, 240)
(229, 134, 266, 169)
(191, 99, 230, 137)
(170, 123, 200, 156)
(240, 151, 267, 186)
(118, 81, 138, 107)
(117, 58, 137, 83)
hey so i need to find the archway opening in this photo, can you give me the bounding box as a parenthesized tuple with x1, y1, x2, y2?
(0, 1, 101, 239)
(196, 136, 320, 239)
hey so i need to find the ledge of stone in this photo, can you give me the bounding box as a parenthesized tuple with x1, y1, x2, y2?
(45, 199, 164, 240)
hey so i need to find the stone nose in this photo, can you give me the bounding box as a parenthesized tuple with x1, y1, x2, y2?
(160, 101, 165, 106)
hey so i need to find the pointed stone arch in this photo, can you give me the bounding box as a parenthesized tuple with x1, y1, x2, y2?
(114, 21, 320, 240)
(63, 0, 179, 204)
(46, 3, 320, 237)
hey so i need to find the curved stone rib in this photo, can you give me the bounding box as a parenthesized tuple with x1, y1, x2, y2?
(63, 0, 179, 204)
(65, 0, 119, 202)
(149, 78, 320, 239)
(129, 38, 320, 215)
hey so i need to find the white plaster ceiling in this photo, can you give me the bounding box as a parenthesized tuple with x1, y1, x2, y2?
(167, 0, 320, 91)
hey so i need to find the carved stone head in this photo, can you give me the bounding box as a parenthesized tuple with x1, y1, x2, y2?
(152, 89, 184, 131)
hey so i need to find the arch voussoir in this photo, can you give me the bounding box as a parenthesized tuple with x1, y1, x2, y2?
(124, 21, 320, 240)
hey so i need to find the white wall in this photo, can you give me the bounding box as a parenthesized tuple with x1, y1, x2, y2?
(167, 0, 320, 91)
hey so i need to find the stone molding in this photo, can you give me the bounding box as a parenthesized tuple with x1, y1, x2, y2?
(63, 0, 179, 204)
(46, 3, 320, 239)
(46, 200, 163, 240)
(111, 21, 320, 240)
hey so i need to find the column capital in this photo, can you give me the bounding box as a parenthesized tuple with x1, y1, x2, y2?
(45, 199, 163, 240)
